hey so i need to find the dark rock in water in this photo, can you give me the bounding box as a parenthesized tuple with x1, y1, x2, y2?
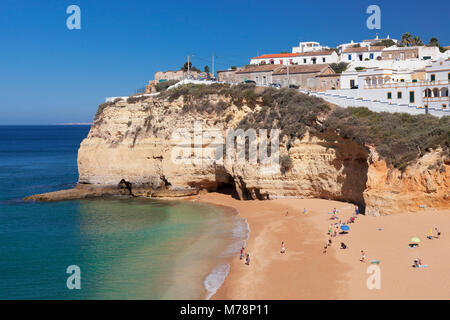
(118, 179, 134, 196)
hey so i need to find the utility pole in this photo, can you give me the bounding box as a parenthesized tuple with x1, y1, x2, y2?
(187, 55, 190, 79)
(287, 63, 290, 88)
(212, 54, 215, 79)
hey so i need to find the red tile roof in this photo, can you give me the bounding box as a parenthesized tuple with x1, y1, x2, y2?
(272, 64, 331, 75)
(343, 46, 369, 53)
(296, 50, 335, 56)
(236, 64, 283, 74)
(251, 53, 300, 60)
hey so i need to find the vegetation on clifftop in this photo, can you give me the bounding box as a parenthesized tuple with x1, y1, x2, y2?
(324, 107, 450, 169)
(94, 83, 449, 169)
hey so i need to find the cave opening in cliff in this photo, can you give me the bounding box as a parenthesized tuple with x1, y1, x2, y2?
(215, 171, 241, 200)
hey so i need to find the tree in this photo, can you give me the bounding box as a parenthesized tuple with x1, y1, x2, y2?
(412, 36, 423, 46)
(231, 66, 237, 70)
(373, 39, 396, 47)
(181, 62, 201, 72)
(400, 32, 412, 47)
(329, 62, 349, 74)
(182, 61, 192, 71)
(204, 65, 210, 73)
(400, 33, 423, 47)
(429, 37, 439, 47)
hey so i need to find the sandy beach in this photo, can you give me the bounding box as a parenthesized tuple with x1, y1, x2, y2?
(191, 192, 450, 300)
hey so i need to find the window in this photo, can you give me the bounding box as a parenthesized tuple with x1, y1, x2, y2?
(322, 58, 326, 63)
(412, 79, 417, 83)
(387, 92, 392, 99)
(400, 79, 405, 82)
(448, 73, 450, 81)
(431, 74, 436, 82)
(303, 58, 307, 63)
(370, 53, 374, 59)
(409, 91, 415, 103)
(350, 80, 355, 88)
(443, 104, 447, 109)
(397, 92, 402, 99)
(348, 54, 352, 60)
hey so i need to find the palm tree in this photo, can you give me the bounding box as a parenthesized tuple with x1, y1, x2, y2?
(429, 37, 439, 47)
(401, 32, 412, 47)
(412, 36, 423, 46)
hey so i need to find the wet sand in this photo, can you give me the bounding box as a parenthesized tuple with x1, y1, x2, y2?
(192, 192, 450, 299)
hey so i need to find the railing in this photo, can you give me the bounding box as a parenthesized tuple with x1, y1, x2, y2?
(365, 80, 449, 89)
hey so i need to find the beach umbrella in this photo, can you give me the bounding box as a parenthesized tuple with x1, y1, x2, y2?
(410, 237, 421, 243)
(341, 225, 350, 231)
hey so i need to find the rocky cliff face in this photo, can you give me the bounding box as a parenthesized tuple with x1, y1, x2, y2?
(75, 93, 449, 216)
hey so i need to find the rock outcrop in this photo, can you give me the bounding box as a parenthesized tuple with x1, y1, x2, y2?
(26, 90, 450, 215)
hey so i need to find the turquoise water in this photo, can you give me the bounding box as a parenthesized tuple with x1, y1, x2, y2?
(0, 126, 247, 299)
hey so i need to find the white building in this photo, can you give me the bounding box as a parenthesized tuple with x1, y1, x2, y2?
(337, 35, 398, 53)
(294, 50, 339, 65)
(336, 58, 449, 113)
(341, 45, 385, 62)
(250, 50, 338, 66)
(250, 53, 300, 65)
(292, 41, 330, 53)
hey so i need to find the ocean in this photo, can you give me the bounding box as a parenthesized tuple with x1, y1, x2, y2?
(0, 125, 248, 299)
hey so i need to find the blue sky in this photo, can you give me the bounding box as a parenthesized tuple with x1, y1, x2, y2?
(1, 0, 449, 124)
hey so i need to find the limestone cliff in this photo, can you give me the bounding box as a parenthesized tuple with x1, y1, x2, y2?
(70, 90, 449, 216)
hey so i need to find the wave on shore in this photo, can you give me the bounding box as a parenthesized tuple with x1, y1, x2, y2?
(204, 214, 250, 300)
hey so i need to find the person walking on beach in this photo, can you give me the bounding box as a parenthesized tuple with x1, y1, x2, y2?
(303, 208, 307, 215)
(360, 250, 366, 263)
(245, 254, 250, 266)
(323, 244, 328, 254)
(240, 247, 245, 260)
(280, 241, 286, 254)
(354, 205, 359, 216)
(285, 208, 289, 216)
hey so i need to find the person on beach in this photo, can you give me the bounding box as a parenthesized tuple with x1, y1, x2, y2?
(280, 241, 286, 254)
(340, 242, 347, 249)
(323, 244, 328, 254)
(328, 238, 332, 246)
(245, 254, 250, 266)
(303, 208, 307, 215)
(435, 227, 441, 239)
(240, 247, 245, 260)
(360, 250, 366, 262)
(354, 205, 359, 216)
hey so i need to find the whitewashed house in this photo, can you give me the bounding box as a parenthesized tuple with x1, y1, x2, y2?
(335, 58, 449, 113)
(337, 35, 397, 53)
(250, 53, 300, 65)
(293, 50, 339, 65)
(340, 45, 385, 62)
(292, 41, 330, 53)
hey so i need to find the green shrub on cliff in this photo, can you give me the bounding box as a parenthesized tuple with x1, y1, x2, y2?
(237, 88, 330, 145)
(153, 83, 449, 170)
(324, 107, 450, 169)
(155, 80, 179, 92)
